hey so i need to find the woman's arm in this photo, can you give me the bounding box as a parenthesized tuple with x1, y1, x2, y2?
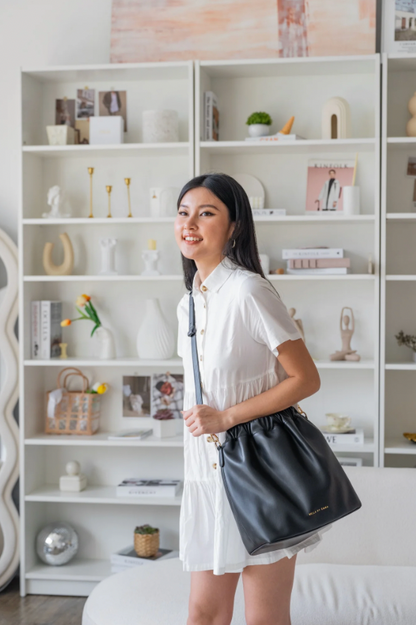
(223, 337, 320, 429)
(182, 338, 321, 436)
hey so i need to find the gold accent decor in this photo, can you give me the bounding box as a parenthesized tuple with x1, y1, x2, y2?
(124, 178, 132, 217)
(106, 185, 113, 218)
(403, 433, 416, 444)
(88, 167, 94, 218)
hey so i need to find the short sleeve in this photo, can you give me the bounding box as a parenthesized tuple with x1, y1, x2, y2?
(240, 274, 303, 357)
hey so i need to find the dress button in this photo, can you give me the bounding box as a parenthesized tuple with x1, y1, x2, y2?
(200, 329, 204, 335)
(212, 463, 217, 469)
(201, 285, 208, 291)
(200, 355, 203, 361)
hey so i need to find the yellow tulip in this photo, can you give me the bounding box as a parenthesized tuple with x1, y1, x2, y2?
(92, 382, 108, 394)
(61, 319, 71, 327)
(76, 295, 88, 307)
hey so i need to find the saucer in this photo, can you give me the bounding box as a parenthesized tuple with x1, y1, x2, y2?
(320, 426, 356, 434)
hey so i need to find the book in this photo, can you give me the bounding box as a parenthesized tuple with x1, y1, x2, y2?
(252, 208, 286, 216)
(282, 247, 344, 260)
(31, 301, 41, 359)
(40, 301, 62, 359)
(288, 258, 350, 269)
(107, 429, 153, 441)
(245, 133, 305, 142)
(286, 267, 350, 275)
(116, 479, 182, 497)
(306, 159, 355, 213)
(322, 427, 364, 446)
(111, 545, 178, 567)
(204, 91, 219, 141)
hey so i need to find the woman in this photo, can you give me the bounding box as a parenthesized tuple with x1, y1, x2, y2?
(174, 173, 331, 625)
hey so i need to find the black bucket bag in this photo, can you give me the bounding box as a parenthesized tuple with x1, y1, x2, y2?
(187, 289, 362, 556)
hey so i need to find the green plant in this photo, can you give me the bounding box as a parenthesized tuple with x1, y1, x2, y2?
(134, 524, 159, 535)
(246, 112, 272, 126)
(395, 330, 416, 352)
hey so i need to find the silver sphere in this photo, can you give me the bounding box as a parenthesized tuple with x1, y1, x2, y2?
(36, 522, 79, 566)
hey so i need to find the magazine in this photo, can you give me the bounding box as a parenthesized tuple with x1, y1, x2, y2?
(111, 546, 178, 567)
(116, 478, 182, 497)
(107, 429, 153, 440)
(306, 159, 355, 213)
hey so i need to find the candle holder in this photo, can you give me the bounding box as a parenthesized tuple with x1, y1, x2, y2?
(106, 185, 113, 218)
(59, 343, 68, 358)
(88, 167, 94, 218)
(124, 178, 132, 218)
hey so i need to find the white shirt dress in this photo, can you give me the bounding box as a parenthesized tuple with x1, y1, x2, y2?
(176, 257, 333, 576)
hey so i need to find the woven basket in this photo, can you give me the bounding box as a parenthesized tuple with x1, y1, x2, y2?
(134, 530, 160, 558)
(45, 367, 101, 435)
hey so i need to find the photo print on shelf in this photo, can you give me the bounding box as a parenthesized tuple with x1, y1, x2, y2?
(122, 375, 151, 417)
(306, 159, 355, 213)
(99, 90, 127, 131)
(152, 372, 184, 420)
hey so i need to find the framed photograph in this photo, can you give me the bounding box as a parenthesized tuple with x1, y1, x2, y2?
(336, 456, 363, 467)
(99, 90, 127, 132)
(383, 0, 416, 54)
(75, 119, 90, 144)
(55, 98, 76, 128)
(152, 372, 184, 420)
(76, 88, 95, 119)
(306, 159, 355, 213)
(122, 375, 151, 417)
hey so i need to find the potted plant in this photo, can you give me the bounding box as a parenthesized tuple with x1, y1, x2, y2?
(152, 408, 177, 438)
(134, 524, 160, 557)
(395, 330, 416, 362)
(246, 112, 273, 138)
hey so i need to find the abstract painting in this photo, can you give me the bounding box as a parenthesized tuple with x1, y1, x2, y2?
(110, 0, 376, 62)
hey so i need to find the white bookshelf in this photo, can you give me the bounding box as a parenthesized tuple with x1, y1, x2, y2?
(18, 61, 193, 597)
(195, 55, 381, 473)
(19, 55, 382, 598)
(380, 54, 416, 468)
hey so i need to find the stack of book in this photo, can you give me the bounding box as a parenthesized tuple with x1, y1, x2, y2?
(203, 91, 219, 141)
(282, 247, 350, 275)
(321, 428, 364, 446)
(111, 545, 179, 574)
(116, 479, 183, 498)
(31, 300, 62, 359)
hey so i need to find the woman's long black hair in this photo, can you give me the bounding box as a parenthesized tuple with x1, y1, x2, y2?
(177, 173, 267, 292)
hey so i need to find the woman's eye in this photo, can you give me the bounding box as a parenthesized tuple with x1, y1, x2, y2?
(177, 211, 213, 216)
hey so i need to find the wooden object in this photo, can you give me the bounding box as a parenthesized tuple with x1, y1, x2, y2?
(42, 232, 74, 275)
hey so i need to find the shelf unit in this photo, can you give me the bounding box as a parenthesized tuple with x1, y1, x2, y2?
(18, 61, 193, 597)
(195, 55, 381, 469)
(380, 54, 416, 468)
(19, 55, 382, 598)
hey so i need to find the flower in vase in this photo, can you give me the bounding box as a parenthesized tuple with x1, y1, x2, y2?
(61, 319, 72, 327)
(92, 382, 109, 394)
(60, 294, 102, 337)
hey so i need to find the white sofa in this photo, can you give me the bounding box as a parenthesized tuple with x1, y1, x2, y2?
(82, 467, 416, 625)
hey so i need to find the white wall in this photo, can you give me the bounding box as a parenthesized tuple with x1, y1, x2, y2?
(0, 0, 113, 244)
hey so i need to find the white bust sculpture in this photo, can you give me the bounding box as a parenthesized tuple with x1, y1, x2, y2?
(42, 185, 71, 219)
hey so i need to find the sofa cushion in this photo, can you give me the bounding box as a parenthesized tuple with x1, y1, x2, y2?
(82, 558, 416, 625)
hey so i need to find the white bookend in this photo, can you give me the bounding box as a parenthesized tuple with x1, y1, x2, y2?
(31, 301, 41, 359)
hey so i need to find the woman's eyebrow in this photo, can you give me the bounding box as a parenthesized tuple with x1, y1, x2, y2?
(179, 204, 220, 211)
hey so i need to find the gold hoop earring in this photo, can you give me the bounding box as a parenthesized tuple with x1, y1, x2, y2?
(231, 238, 236, 248)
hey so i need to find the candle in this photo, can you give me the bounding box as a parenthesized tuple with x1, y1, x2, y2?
(148, 239, 157, 250)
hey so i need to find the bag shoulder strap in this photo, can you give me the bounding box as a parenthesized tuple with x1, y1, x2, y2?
(188, 291, 203, 405)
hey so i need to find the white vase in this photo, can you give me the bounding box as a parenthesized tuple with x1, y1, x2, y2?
(94, 326, 116, 359)
(136, 298, 175, 359)
(248, 124, 270, 138)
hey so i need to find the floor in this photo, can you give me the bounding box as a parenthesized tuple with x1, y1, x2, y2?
(0, 577, 86, 625)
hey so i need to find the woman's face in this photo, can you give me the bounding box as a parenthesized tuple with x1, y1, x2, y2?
(174, 187, 235, 263)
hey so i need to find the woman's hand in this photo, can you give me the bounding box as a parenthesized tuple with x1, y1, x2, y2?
(181, 405, 228, 437)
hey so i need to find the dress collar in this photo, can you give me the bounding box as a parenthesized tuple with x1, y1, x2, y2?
(192, 257, 238, 295)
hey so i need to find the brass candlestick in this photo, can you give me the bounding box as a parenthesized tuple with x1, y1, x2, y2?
(124, 178, 132, 218)
(88, 167, 94, 218)
(106, 185, 113, 218)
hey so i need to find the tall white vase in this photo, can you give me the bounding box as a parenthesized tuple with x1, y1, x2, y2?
(136, 299, 175, 359)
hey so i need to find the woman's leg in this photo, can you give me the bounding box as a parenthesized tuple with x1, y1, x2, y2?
(187, 569, 241, 625)
(241, 554, 298, 625)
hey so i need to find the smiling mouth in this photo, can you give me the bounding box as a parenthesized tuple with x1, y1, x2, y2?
(183, 236, 203, 243)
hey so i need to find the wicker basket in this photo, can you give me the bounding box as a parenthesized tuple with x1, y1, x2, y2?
(134, 529, 160, 558)
(45, 367, 101, 435)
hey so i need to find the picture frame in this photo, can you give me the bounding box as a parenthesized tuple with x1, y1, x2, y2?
(151, 372, 184, 420)
(383, 0, 416, 54)
(122, 375, 151, 418)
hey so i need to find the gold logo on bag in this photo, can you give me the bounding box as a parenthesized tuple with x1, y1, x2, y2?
(308, 505, 329, 516)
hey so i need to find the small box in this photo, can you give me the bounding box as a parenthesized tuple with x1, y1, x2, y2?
(46, 125, 75, 145)
(152, 417, 177, 438)
(90, 116, 124, 145)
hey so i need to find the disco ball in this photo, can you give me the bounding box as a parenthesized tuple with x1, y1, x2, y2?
(36, 521, 79, 566)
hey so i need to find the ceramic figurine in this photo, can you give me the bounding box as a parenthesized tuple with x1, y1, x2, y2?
(59, 460, 87, 492)
(42, 185, 71, 219)
(42, 232, 74, 276)
(141, 239, 161, 276)
(322, 97, 351, 139)
(330, 306, 361, 361)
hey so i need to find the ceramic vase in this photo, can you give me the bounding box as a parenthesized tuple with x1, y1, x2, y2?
(136, 298, 175, 359)
(94, 326, 116, 359)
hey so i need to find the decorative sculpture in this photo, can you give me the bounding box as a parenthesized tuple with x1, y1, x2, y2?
(125, 178, 133, 218)
(36, 522, 79, 566)
(0, 228, 19, 590)
(279, 116, 294, 135)
(42, 185, 71, 219)
(99, 238, 118, 275)
(322, 97, 351, 139)
(141, 239, 161, 276)
(42, 232, 74, 276)
(87, 167, 94, 218)
(330, 306, 361, 361)
(59, 460, 87, 492)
